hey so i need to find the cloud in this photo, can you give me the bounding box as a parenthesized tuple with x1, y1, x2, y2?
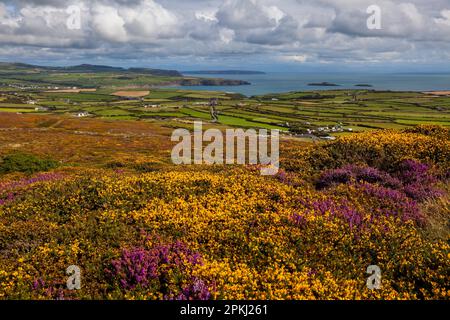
(282, 54, 308, 62)
(219, 28, 234, 44)
(119, 0, 181, 40)
(315, 0, 450, 41)
(0, 0, 449, 68)
(195, 10, 218, 23)
(435, 9, 450, 26)
(216, 0, 282, 29)
(92, 4, 127, 42)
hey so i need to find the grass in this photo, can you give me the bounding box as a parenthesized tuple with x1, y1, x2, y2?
(1, 68, 449, 134)
(145, 91, 183, 99)
(217, 114, 286, 129)
(0, 108, 37, 113)
(42, 92, 118, 102)
(102, 115, 139, 120)
(395, 119, 450, 126)
(94, 109, 134, 116)
(180, 108, 211, 120)
(142, 112, 187, 118)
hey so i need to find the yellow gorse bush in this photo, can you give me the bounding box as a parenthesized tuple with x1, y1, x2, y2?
(0, 126, 449, 300)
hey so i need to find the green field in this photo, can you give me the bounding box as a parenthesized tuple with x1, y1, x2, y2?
(1, 87, 449, 135)
(1, 63, 449, 136)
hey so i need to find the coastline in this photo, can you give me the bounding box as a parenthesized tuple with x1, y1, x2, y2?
(160, 72, 450, 96)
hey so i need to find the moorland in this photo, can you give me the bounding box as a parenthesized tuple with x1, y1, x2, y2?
(0, 63, 448, 300)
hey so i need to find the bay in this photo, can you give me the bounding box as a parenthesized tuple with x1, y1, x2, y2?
(163, 72, 450, 96)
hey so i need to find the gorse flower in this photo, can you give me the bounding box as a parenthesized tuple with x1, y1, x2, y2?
(0, 126, 448, 300)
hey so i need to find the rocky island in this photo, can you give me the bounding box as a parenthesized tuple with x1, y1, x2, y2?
(308, 82, 340, 86)
(183, 70, 265, 75)
(177, 78, 251, 86)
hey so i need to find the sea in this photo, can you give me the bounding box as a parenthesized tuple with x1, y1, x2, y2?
(163, 72, 450, 97)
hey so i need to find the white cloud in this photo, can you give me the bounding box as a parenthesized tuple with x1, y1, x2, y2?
(0, 3, 20, 28)
(282, 54, 308, 63)
(261, 5, 285, 26)
(219, 28, 234, 44)
(0, 0, 450, 67)
(435, 9, 450, 26)
(92, 5, 127, 42)
(119, 0, 180, 40)
(216, 0, 284, 29)
(195, 10, 218, 22)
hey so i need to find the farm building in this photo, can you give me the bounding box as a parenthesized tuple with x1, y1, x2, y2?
(75, 112, 90, 117)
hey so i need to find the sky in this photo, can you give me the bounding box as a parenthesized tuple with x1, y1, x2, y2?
(0, 0, 450, 72)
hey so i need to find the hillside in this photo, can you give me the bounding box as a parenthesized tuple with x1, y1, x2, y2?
(0, 63, 250, 88)
(0, 62, 182, 77)
(0, 114, 448, 300)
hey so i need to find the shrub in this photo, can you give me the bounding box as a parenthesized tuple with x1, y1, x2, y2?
(404, 125, 450, 140)
(106, 241, 209, 299)
(0, 152, 58, 175)
(316, 161, 442, 202)
(391, 159, 442, 200)
(1, 126, 449, 300)
(316, 165, 402, 190)
(304, 129, 450, 172)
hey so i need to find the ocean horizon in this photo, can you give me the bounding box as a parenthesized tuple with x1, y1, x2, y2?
(164, 72, 450, 96)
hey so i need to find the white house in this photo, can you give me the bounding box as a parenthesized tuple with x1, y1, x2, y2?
(76, 112, 90, 117)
